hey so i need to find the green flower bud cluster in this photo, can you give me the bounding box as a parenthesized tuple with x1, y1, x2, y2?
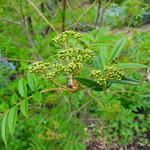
(46, 72, 56, 81)
(29, 62, 51, 74)
(90, 66, 125, 87)
(90, 70, 106, 87)
(64, 62, 83, 75)
(45, 63, 64, 81)
(56, 39, 93, 75)
(103, 66, 125, 80)
(90, 70, 103, 78)
(52, 63, 64, 74)
(29, 62, 64, 81)
(80, 49, 93, 62)
(53, 31, 83, 44)
(57, 47, 93, 63)
(29, 31, 94, 82)
(57, 47, 80, 59)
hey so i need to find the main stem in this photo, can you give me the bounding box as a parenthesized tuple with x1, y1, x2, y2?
(95, 0, 101, 27)
(62, 0, 67, 32)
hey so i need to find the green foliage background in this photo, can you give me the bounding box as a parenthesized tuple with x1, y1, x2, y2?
(0, 0, 150, 150)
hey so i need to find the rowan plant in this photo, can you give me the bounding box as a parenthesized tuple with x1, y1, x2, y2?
(1, 30, 148, 147)
(29, 31, 128, 92)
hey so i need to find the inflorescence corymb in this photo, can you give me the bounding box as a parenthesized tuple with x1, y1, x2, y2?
(53, 31, 83, 43)
(90, 66, 125, 87)
(53, 31, 87, 48)
(29, 31, 125, 89)
(57, 47, 93, 63)
(29, 31, 93, 80)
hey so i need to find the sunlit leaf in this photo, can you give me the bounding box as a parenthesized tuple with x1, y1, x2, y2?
(20, 99, 28, 117)
(18, 78, 27, 98)
(0, 102, 9, 112)
(90, 27, 110, 41)
(27, 72, 38, 91)
(32, 92, 42, 102)
(109, 38, 126, 62)
(1, 113, 8, 146)
(8, 106, 18, 136)
(93, 56, 103, 70)
(100, 47, 109, 67)
(108, 79, 140, 85)
(124, 76, 141, 83)
(115, 63, 149, 69)
(10, 94, 17, 105)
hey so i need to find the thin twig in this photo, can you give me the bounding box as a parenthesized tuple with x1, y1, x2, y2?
(68, 95, 74, 115)
(28, 88, 69, 99)
(95, 0, 101, 27)
(28, 83, 86, 99)
(73, 0, 97, 30)
(66, 0, 77, 22)
(67, 99, 93, 121)
(20, 3, 34, 47)
(87, 90, 104, 108)
(27, 0, 58, 34)
(0, 17, 21, 25)
(52, 81, 71, 90)
(0, 57, 35, 63)
(100, 0, 112, 28)
(108, 91, 135, 101)
(72, 0, 89, 10)
(111, 90, 150, 94)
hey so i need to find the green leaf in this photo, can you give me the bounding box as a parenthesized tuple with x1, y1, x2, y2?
(100, 47, 108, 67)
(32, 92, 42, 102)
(10, 94, 17, 105)
(115, 63, 149, 69)
(1, 113, 8, 146)
(82, 34, 93, 44)
(109, 38, 126, 62)
(91, 28, 109, 39)
(106, 81, 112, 88)
(18, 78, 27, 98)
(83, 28, 110, 45)
(108, 79, 140, 85)
(124, 76, 141, 83)
(27, 72, 38, 91)
(20, 99, 28, 117)
(0, 102, 9, 112)
(76, 78, 103, 91)
(8, 106, 18, 136)
(93, 56, 103, 70)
